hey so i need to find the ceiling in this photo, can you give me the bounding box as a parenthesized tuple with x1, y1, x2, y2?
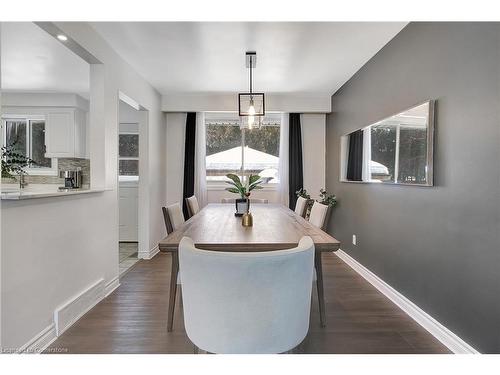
(91, 22, 407, 96)
(0, 22, 89, 95)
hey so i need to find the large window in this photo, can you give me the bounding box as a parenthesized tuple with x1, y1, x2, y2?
(2, 116, 57, 175)
(205, 113, 280, 184)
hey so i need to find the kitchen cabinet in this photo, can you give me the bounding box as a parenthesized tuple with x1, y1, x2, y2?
(45, 108, 87, 158)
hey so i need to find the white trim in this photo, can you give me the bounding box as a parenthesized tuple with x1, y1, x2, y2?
(138, 244, 159, 260)
(103, 276, 120, 298)
(119, 92, 141, 111)
(18, 324, 58, 354)
(335, 249, 480, 354)
(53, 278, 105, 336)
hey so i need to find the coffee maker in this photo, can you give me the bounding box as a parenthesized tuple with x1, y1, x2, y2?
(59, 169, 82, 190)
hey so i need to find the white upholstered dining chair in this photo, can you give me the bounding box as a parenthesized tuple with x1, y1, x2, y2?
(166, 203, 185, 231)
(185, 195, 200, 218)
(294, 196, 308, 218)
(220, 198, 269, 204)
(164, 203, 185, 287)
(179, 236, 315, 354)
(308, 201, 329, 230)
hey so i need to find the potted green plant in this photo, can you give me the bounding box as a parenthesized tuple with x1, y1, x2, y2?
(318, 188, 337, 229)
(1, 144, 35, 188)
(224, 173, 265, 216)
(319, 188, 337, 208)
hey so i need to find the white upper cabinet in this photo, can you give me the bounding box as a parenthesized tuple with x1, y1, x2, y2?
(45, 108, 87, 158)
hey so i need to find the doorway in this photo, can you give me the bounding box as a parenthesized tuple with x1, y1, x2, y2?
(118, 98, 141, 276)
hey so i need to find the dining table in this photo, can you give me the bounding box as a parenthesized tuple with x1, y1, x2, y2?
(158, 203, 341, 332)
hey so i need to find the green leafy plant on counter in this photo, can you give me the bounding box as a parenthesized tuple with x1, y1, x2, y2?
(224, 173, 266, 199)
(1, 144, 35, 179)
(319, 188, 337, 207)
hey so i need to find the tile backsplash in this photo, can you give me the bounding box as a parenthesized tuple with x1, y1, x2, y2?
(5, 158, 91, 187)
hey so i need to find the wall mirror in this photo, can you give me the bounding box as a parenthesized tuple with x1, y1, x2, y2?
(340, 100, 435, 186)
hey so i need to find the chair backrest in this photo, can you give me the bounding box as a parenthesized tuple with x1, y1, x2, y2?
(308, 201, 329, 230)
(166, 203, 185, 231)
(179, 236, 315, 354)
(221, 198, 268, 204)
(185, 195, 200, 218)
(294, 196, 308, 217)
(162, 206, 174, 234)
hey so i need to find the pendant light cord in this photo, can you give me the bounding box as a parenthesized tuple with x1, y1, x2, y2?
(249, 55, 253, 98)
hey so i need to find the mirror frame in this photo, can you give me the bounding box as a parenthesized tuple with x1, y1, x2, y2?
(339, 100, 435, 187)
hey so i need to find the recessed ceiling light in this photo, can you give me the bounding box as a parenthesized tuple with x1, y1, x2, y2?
(56, 34, 68, 41)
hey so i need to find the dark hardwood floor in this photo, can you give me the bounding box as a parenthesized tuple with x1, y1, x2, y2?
(46, 252, 450, 354)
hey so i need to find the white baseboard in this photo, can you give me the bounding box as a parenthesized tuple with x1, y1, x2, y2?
(104, 276, 120, 298)
(138, 244, 159, 260)
(54, 278, 105, 336)
(18, 324, 58, 354)
(335, 249, 479, 354)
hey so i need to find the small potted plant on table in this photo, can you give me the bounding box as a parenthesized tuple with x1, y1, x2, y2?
(224, 173, 265, 218)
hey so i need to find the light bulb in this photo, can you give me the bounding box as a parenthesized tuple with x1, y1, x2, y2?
(57, 34, 68, 41)
(248, 104, 256, 116)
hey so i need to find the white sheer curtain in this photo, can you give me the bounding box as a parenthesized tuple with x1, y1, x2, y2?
(361, 126, 372, 182)
(194, 112, 207, 208)
(278, 113, 289, 207)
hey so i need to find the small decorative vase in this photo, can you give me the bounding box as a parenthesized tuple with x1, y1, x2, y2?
(241, 198, 253, 227)
(242, 212, 253, 227)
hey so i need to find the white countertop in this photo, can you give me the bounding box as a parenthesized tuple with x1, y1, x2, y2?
(1, 184, 106, 200)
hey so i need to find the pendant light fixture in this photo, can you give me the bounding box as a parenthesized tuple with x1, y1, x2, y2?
(239, 51, 265, 130)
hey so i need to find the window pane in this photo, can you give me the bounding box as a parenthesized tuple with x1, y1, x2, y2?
(398, 127, 427, 184)
(119, 134, 139, 157)
(371, 125, 396, 182)
(30, 121, 52, 168)
(5, 120, 27, 158)
(119, 160, 139, 176)
(244, 125, 280, 183)
(206, 123, 242, 182)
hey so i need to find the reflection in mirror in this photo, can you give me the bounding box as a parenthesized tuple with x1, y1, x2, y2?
(340, 101, 434, 186)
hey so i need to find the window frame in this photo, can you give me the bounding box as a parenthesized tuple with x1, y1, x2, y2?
(1, 114, 58, 176)
(205, 115, 280, 191)
(118, 130, 139, 178)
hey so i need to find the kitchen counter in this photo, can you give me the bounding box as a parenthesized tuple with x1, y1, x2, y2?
(1, 184, 106, 200)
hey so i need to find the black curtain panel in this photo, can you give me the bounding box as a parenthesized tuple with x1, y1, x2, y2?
(346, 129, 364, 181)
(182, 112, 196, 219)
(288, 113, 304, 209)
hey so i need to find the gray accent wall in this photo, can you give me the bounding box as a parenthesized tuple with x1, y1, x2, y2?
(326, 23, 500, 353)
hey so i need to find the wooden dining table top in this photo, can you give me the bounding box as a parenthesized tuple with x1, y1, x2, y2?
(158, 203, 340, 253)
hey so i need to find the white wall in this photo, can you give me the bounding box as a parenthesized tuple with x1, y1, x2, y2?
(119, 100, 141, 124)
(1, 22, 166, 349)
(301, 114, 326, 200)
(2, 92, 89, 110)
(162, 93, 331, 113)
(165, 113, 186, 206)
